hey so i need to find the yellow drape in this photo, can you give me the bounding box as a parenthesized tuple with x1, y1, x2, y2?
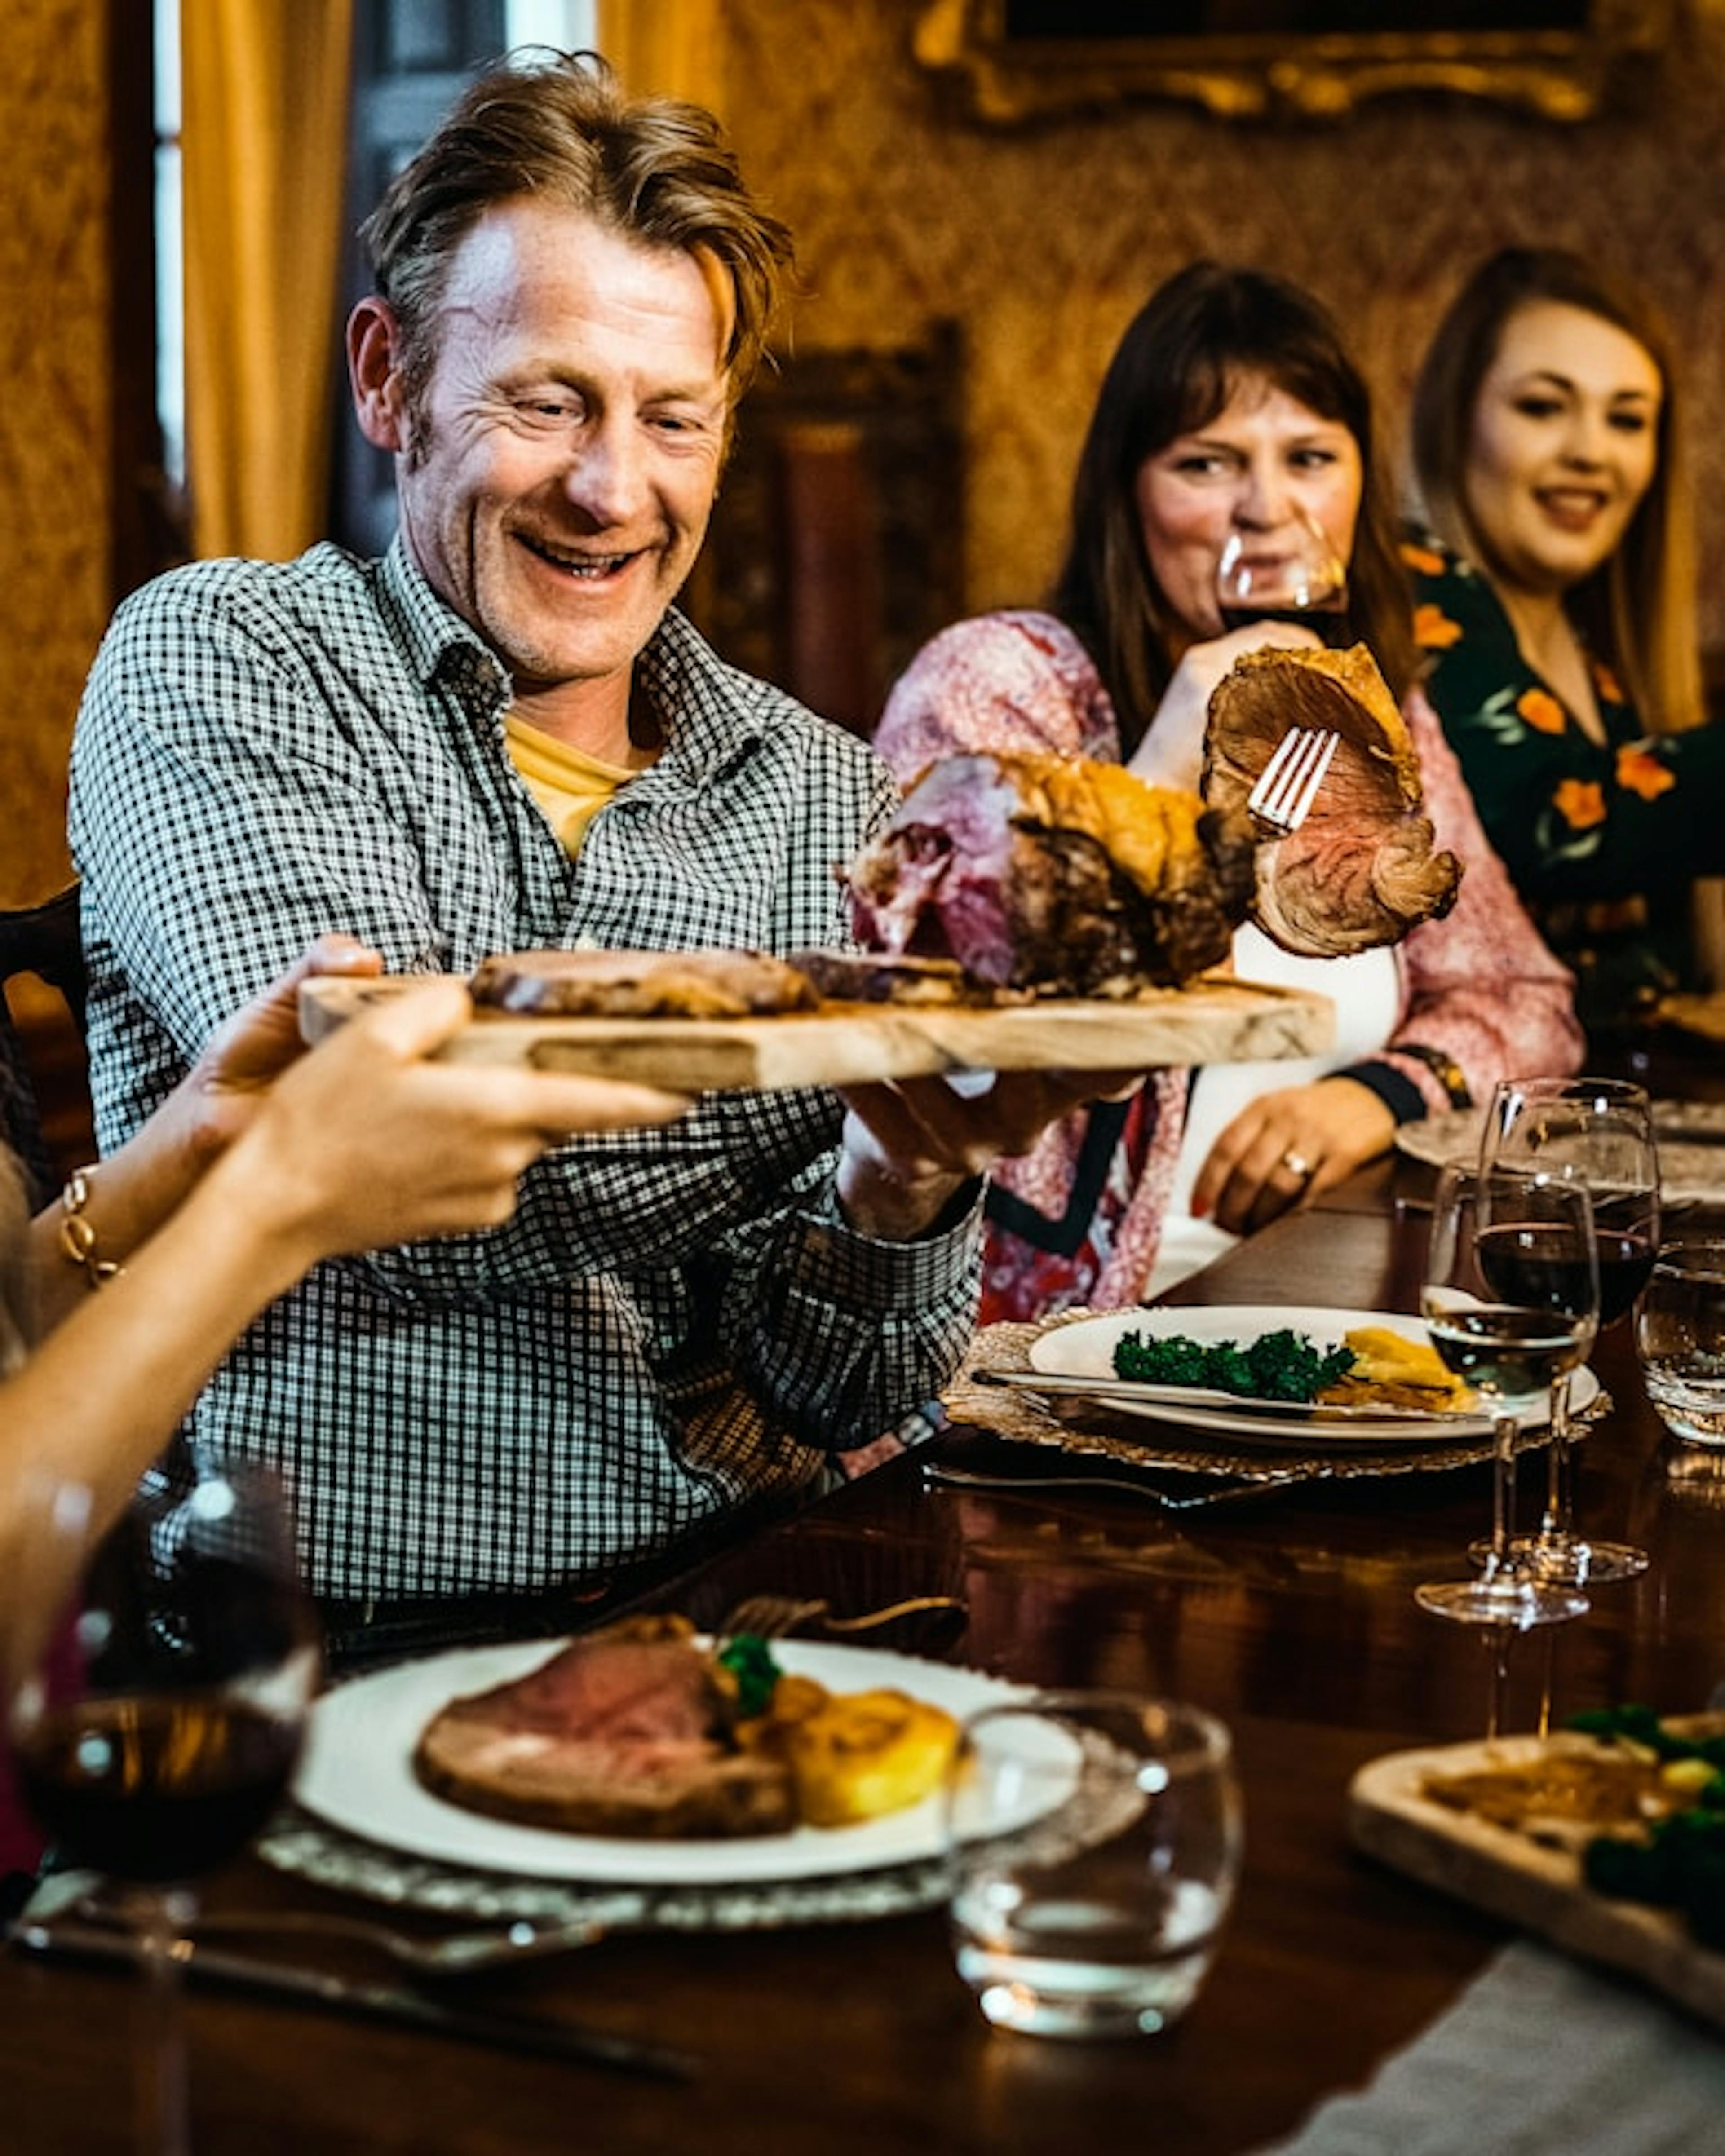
(182, 0, 354, 561)
(596, 0, 725, 112)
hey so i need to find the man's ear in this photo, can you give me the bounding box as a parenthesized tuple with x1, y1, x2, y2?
(348, 297, 412, 453)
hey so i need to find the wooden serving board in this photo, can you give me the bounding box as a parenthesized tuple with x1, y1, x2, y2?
(1658, 990, 1725, 1046)
(1349, 1735, 1725, 2031)
(298, 971, 1334, 1093)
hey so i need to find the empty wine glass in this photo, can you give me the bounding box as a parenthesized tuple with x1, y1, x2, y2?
(4, 1455, 320, 2156)
(1416, 1161, 1597, 1628)
(1215, 508, 1351, 646)
(1481, 1076, 1658, 1584)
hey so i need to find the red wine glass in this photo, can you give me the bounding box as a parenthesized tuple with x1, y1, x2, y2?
(1481, 1076, 1658, 1584)
(1215, 509, 1351, 647)
(4, 1456, 319, 2156)
(1416, 1162, 1596, 1629)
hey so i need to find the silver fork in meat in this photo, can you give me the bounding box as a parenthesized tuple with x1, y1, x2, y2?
(1247, 725, 1340, 835)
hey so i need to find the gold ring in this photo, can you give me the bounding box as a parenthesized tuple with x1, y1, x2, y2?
(1279, 1148, 1314, 1182)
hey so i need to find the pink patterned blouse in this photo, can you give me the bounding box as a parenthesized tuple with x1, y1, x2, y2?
(876, 610, 1584, 1322)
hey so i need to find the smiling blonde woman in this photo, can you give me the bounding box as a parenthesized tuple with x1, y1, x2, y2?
(1407, 247, 1725, 1053)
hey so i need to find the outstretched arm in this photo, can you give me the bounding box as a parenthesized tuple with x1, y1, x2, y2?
(4, 957, 688, 1587)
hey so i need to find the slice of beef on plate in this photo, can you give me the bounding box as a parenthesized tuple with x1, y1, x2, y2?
(412, 1616, 796, 1839)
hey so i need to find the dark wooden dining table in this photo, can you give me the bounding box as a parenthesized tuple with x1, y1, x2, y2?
(8, 1139, 1725, 2154)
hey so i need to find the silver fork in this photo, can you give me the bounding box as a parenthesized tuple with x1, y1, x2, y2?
(922, 1461, 1310, 1510)
(71, 1899, 609, 1979)
(717, 1592, 967, 1639)
(1247, 725, 1340, 835)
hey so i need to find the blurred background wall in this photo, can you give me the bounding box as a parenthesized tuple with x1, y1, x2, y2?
(718, 0, 1725, 633)
(2, 0, 111, 905)
(5, 0, 1725, 908)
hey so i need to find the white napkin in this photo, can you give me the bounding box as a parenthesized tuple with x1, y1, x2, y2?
(1252, 1940, 1725, 2156)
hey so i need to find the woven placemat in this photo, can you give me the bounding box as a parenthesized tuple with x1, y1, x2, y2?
(942, 1313, 1599, 1485)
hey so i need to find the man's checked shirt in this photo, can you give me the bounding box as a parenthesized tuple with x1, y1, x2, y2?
(70, 540, 981, 1602)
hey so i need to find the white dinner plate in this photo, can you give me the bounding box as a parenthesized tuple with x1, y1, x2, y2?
(1395, 1107, 1725, 1206)
(295, 1638, 1030, 1885)
(1028, 1304, 1597, 1448)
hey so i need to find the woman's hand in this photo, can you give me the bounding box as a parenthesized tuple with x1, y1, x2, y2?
(164, 934, 386, 1171)
(1190, 1075, 1395, 1237)
(226, 976, 691, 1261)
(37, 944, 690, 1327)
(1126, 621, 1322, 794)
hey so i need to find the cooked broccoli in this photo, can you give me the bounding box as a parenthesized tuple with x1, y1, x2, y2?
(1112, 1326, 1355, 1403)
(1567, 1703, 1678, 1754)
(1569, 1705, 1725, 1949)
(716, 1632, 781, 1719)
(1583, 1831, 1681, 1904)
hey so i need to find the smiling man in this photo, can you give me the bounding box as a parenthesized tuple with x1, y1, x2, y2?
(68, 50, 1113, 1654)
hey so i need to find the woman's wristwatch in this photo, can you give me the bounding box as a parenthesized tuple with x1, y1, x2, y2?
(1395, 1042, 1473, 1111)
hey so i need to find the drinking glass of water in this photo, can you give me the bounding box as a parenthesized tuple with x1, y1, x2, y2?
(943, 1691, 1241, 2040)
(1637, 1241, 1725, 1446)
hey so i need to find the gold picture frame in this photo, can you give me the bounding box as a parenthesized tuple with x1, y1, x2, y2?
(912, 2, 1674, 124)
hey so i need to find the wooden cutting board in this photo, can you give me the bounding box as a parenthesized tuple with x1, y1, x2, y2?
(299, 971, 1334, 1093)
(1349, 1735, 1725, 2031)
(1658, 990, 1725, 1046)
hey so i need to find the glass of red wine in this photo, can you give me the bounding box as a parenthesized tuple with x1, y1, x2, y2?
(1416, 1161, 1597, 1628)
(4, 1455, 319, 2156)
(1215, 509, 1352, 647)
(1480, 1076, 1659, 1584)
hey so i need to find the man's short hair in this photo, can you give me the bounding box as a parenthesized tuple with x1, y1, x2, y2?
(359, 47, 796, 412)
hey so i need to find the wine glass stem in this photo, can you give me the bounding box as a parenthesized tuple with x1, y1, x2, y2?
(1536, 1371, 1576, 1544)
(1480, 1413, 1521, 1583)
(132, 1885, 195, 2156)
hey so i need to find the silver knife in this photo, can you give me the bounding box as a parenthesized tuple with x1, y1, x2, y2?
(969, 1365, 1490, 1430)
(6, 1914, 697, 2082)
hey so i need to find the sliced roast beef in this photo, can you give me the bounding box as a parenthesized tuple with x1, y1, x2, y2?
(843, 751, 1257, 996)
(412, 1617, 796, 1838)
(1201, 644, 1462, 958)
(469, 947, 819, 1018)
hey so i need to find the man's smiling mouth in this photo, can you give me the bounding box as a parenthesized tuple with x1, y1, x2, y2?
(519, 534, 640, 579)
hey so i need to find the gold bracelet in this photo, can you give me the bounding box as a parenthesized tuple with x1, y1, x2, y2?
(58, 1166, 124, 1289)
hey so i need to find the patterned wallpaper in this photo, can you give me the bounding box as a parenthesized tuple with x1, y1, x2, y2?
(7, 4, 1724, 904)
(1, 0, 109, 905)
(720, 0, 1725, 700)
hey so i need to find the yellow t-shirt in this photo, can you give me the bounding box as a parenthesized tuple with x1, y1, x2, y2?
(504, 716, 635, 856)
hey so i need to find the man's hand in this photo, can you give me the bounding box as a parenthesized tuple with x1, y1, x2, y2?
(834, 1067, 1143, 1241)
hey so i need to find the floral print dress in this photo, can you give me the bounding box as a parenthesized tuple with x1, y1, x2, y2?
(877, 608, 1583, 1323)
(1405, 535, 1725, 1047)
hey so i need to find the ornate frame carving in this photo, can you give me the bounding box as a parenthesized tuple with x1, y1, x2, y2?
(913, 1, 1674, 124)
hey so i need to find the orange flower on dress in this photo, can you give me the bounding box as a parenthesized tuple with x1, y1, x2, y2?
(1615, 745, 1675, 801)
(1401, 542, 1446, 576)
(1554, 778, 1607, 830)
(1517, 687, 1567, 735)
(1591, 659, 1625, 704)
(1413, 603, 1462, 650)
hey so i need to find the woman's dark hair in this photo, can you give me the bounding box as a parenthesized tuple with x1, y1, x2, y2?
(1050, 261, 1416, 755)
(1410, 246, 1701, 735)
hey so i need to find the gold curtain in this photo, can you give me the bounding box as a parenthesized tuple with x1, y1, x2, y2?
(182, 0, 355, 561)
(596, 0, 726, 112)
